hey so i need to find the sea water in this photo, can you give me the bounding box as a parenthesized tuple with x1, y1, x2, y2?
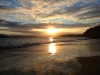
(0, 37, 100, 75)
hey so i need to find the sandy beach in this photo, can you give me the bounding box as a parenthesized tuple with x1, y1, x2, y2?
(0, 38, 100, 75)
(76, 56, 100, 75)
(0, 46, 100, 75)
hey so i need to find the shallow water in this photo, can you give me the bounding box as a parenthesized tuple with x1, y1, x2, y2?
(0, 37, 100, 75)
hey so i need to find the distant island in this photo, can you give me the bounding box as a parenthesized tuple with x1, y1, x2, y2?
(83, 25, 100, 38)
(0, 34, 38, 38)
(58, 34, 83, 37)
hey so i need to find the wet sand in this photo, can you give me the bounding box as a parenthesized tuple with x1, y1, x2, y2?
(76, 56, 100, 75)
(0, 46, 81, 75)
(0, 43, 100, 75)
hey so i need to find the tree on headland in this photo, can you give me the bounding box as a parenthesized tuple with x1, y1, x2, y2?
(83, 25, 100, 38)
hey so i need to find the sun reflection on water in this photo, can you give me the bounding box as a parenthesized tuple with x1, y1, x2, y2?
(49, 37, 54, 42)
(48, 37, 57, 55)
(49, 43, 57, 55)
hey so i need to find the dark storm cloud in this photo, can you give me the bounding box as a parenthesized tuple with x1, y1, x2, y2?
(0, 5, 6, 9)
(0, 19, 44, 35)
(0, 19, 20, 27)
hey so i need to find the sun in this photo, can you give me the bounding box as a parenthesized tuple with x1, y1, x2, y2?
(46, 28, 58, 34)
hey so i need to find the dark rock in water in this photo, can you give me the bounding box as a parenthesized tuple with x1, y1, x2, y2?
(83, 25, 100, 38)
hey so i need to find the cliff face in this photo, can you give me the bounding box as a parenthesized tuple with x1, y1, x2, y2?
(83, 25, 100, 38)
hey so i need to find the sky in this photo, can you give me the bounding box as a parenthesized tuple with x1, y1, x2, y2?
(0, 0, 100, 36)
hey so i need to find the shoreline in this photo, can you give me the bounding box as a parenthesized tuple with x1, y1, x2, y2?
(0, 43, 100, 75)
(76, 56, 100, 75)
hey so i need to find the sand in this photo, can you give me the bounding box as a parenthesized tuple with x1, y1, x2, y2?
(76, 56, 100, 75)
(0, 45, 100, 75)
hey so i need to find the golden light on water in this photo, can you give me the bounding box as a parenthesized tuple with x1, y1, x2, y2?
(48, 37, 57, 55)
(49, 37, 54, 42)
(49, 43, 57, 55)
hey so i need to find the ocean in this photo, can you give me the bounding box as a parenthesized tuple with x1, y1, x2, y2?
(0, 37, 100, 75)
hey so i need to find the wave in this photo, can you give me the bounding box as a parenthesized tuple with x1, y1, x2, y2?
(0, 37, 89, 50)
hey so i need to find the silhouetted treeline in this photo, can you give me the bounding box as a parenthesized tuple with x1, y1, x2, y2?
(83, 25, 100, 38)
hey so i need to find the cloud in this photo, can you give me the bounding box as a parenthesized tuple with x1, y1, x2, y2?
(1, 19, 100, 29)
(0, 0, 100, 24)
(1, 19, 100, 35)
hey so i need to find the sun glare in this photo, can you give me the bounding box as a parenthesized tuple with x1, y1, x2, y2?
(46, 28, 58, 34)
(49, 43, 57, 55)
(49, 37, 54, 42)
